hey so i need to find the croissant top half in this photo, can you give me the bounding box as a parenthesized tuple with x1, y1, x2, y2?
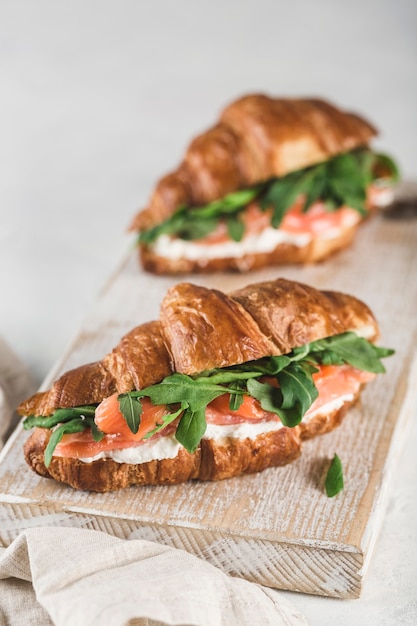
(131, 94, 377, 231)
(18, 278, 379, 418)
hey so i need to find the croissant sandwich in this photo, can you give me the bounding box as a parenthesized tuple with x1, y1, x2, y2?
(131, 94, 399, 274)
(19, 278, 393, 492)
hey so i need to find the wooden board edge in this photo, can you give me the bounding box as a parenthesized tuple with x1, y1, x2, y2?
(0, 500, 364, 598)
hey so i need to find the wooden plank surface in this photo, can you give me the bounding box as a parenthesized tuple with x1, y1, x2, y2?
(1, 205, 417, 599)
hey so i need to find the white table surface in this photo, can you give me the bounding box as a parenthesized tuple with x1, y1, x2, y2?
(1, 1, 416, 624)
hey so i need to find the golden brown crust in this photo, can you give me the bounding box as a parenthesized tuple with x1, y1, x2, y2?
(160, 282, 277, 374)
(18, 278, 379, 418)
(160, 278, 378, 373)
(23, 428, 201, 491)
(18, 362, 117, 418)
(232, 278, 346, 353)
(102, 321, 172, 393)
(23, 389, 363, 492)
(138, 216, 361, 275)
(131, 94, 377, 232)
(297, 388, 362, 441)
(23, 422, 302, 492)
(320, 291, 379, 341)
(198, 428, 301, 482)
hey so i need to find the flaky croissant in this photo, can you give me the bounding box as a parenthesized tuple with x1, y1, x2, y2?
(130, 94, 395, 274)
(19, 278, 387, 492)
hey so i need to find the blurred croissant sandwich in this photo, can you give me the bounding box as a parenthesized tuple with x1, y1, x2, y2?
(131, 94, 398, 274)
(19, 278, 393, 492)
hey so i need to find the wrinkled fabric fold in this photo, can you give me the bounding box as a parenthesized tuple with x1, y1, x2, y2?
(0, 337, 36, 449)
(0, 527, 307, 626)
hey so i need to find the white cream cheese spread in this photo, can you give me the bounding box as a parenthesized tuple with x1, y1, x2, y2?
(151, 228, 312, 261)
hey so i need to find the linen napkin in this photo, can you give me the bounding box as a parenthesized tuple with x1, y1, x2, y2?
(0, 527, 307, 626)
(0, 337, 36, 449)
(0, 339, 307, 626)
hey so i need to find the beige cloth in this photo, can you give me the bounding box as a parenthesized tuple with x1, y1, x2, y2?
(0, 527, 307, 626)
(0, 337, 36, 449)
(0, 339, 307, 626)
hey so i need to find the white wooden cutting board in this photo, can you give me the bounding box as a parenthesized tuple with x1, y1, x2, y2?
(1, 205, 416, 599)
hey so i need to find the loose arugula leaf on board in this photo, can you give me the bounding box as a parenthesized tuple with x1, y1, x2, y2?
(325, 454, 344, 497)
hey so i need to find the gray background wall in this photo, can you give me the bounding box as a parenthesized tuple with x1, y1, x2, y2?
(1, 0, 416, 379)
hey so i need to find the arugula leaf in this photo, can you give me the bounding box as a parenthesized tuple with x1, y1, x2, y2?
(138, 148, 399, 244)
(23, 405, 96, 430)
(227, 354, 292, 376)
(227, 380, 246, 411)
(260, 173, 302, 227)
(303, 165, 326, 212)
(118, 393, 143, 433)
(296, 332, 395, 373)
(226, 213, 245, 241)
(142, 403, 186, 440)
(194, 186, 263, 217)
(277, 362, 319, 420)
(131, 373, 232, 408)
(246, 378, 287, 419)
(325, 454, 344, 497)
(138, 186, 262, 244)
(22, 405, 104, 466)
(90, 420, 106, 443)
(372, 153, 400, 183)
(176, 407, 207, 453)
(193, 368, 263, 385)
(44, 416, 101, 468)
(246, 362, 318, 427)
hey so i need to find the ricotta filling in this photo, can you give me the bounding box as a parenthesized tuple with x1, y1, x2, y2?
(151, 229, 312, 261)
(149, 206, 365, 261)
(78, 393, 354, 465)
(371, 185, 394, 208)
